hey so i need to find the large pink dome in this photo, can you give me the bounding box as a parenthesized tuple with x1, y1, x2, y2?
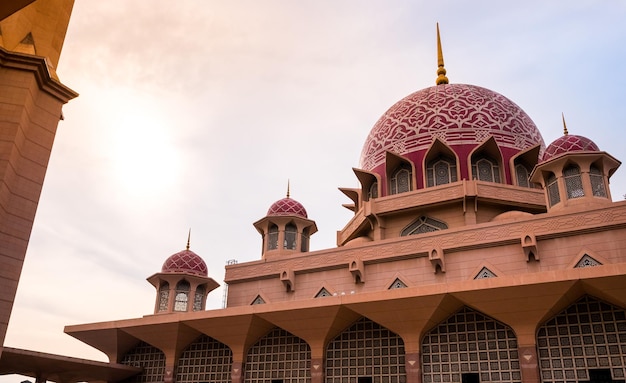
(267, 197, 308, 218)
(360, 84, 545, 174)
(162, 249, 208, 277)
(542, 134, 599, 162)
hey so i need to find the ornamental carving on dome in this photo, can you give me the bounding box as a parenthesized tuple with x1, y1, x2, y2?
(162, 250, 208, 277)
(267, 198, 308, 218)
(360, 84, 545, 170)
(542, 135, 599, 162)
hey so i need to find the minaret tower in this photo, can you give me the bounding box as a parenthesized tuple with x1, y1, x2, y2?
(530, 115, 620, 210)
(253, 183, 318, 259)
(147, 233, 219, 314)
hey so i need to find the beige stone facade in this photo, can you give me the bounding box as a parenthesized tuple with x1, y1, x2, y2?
(0, 0, 76, 360)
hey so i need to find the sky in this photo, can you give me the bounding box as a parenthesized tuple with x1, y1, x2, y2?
(4, 0, 626, 374)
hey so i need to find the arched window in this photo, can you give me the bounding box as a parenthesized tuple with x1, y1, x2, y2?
(515, 163, 531, 188)
(564, 165, 584, 199)
(401, 216, 448, 236)
(368, 182, 378, 199)
(427, 156, 457, 187)
(174, 280, 190, 312)
(284, 223, 297, 250)
(193, 285, 205, 311)
(590, 165, 607, 198)
(267, 224, 278, 250)
(472, 157, 500, 183)
(158, 282, 169, 312)
(546, 172, 560, 206)
(390, 165, 412, 194)
(300, 227, 310, 252)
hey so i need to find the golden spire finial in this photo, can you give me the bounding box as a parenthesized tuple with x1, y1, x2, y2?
(286, 180, 291, 198)
(562, 113, 569, 135)
(186, 228, 191, 250)
(436, 23, 449, 85)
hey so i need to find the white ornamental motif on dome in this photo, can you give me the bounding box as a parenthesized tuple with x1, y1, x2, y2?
(360, 84, 545, 170)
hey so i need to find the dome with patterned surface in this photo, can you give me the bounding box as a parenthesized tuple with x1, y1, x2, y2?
(267, 197, 308, 218)
(542, 134, 600, 162)
(359, 84, 545, 182)
(162, 249, 208, 277)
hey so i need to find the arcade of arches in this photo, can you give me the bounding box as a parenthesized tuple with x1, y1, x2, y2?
(119, 295, 626, 383)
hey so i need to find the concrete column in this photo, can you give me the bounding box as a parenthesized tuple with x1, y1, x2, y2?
(231, 361, 244, 383)
(310, 357, 324, 383)
(405, 351, 422, 383)
(518, 345, 540, 383)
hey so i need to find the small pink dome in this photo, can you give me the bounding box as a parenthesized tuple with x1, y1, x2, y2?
(542, 134, 599, 162)
(162, 249, 208, 277)
(267, 197, 308, 218)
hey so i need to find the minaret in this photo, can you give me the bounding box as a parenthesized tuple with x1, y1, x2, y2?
(0, 0, 77, 357)
(530, 116, 620, 210)
(253, 183, 318, 259)
(147, 233, 219, 314)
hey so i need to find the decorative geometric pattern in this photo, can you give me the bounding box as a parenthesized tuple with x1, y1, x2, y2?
(474, 267, 497, 279)
(176, 335, 232, 383)
(251, 295, 265, 305)
(315, 287, 332, 297)
(326, 318, 406, 383)
(121, 341, 166, 383)
(401, 216, 448, 236)
(267, 197, 308, 218)
(537, 296, 626, 382)
(422, 307, 521, 383)
(542, 134, 600, 162)
(389, 278, 407, 289)
(161, 249, 208, 277)
(245, 328, 311, 383)
(359, 84, 545, 171)
(575, 254, 602, 268)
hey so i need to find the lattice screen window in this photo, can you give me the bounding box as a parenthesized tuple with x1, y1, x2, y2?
(515, 163, 531, 188)
(427, 156, 457, 187)
(268, 224, 279, 250)
(251, 295, 265, 305)
(401, 216, 448, 236)
(474, 267, 497, 279)
(389, 278, 407, 289)
(422, 307, 521, 383)
(537, 295, 626, 382)
(245, 328, 311, 383)
(472, 157, 501, 183)
(158, 282, 169, 312)
(326, 317, 406, 383)
(564, 165, 584, 199)
(590, 166, 607, 197)
(176, 335, 233, 383)
(193, 285, 205, 311)
(390, 166, 412, 195)
(575, 254, 602, 268)
(316, 288, 332, 298)
(547, 173, 560, 206)
(120, 341, 166, 383)
(368, 182, 379, 199)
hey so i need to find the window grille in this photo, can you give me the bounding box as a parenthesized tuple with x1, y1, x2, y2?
(472, 157, 500, 183)
(245, 328, 310, 383)
(547, 173, 560, 206)
(121, 342, 166, 383)
(401, 216, 448, 236)
(268, 225, 279, 250)
(515, 163, 530, 188)
(564, 165, 584, 199)
(390, 167, 412, 194)
(176, 335, 232, 383)
(158, 283, 169, 312)
(590, 166, 607, 197)
(427, 156, 457, 187)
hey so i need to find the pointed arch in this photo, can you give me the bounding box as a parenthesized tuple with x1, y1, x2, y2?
(422, 307, 520, 383)
(245, 328, 311, 383)
(174, 280, 191, 312)
(176, 335, 233, 383)
(510, 144, 541, 188)
(121, 341, 166, 383)
(385, 151, 414, 195)
(284, 221, 297, 250)
(267, 224, 279, 250)
(326, 318, 406, 383)
(424, 138, 460, 187)
(158, 282, 169, 312)
(545, 171, 560, 206)
(537, 296, 626, 382)
(563, 163, 584, 199)
(469, 136, 504, 183)
(590, 162, 608, 197)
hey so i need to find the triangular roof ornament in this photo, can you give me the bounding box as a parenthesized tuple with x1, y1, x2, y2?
(436, 23, 449, 85)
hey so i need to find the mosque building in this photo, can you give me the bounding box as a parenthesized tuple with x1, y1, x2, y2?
(62, 26, 626, 383)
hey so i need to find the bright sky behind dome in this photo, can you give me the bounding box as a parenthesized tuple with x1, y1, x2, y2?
(3, 0, 626, 377)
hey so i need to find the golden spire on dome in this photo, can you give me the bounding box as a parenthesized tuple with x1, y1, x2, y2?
(286, 180, 291, 198)
(562, 113, 569, 135)
(436, 23, 449, 85)
(186, 228, 191, 250)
